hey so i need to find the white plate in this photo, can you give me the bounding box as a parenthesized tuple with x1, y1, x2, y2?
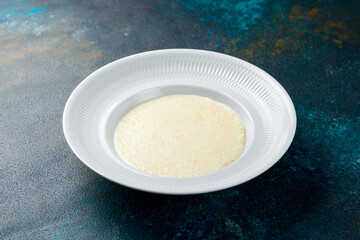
(63, 49, 296, 194)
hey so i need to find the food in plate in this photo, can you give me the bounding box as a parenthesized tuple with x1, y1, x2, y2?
(114, 95, 246, 178)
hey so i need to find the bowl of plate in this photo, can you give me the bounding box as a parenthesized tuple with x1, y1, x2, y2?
(63, 49, 296, 194)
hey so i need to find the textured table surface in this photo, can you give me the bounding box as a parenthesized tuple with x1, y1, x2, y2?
(1, 0, 359, 239)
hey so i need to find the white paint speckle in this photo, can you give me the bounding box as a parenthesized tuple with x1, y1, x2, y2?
(32, 25, 50, 36)
(120, 25, 131, 37)
(0, 20, 50, 36)
(72, 28, 88, 40)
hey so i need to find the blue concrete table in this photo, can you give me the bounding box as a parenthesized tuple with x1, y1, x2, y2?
(1, 0, 359, 239)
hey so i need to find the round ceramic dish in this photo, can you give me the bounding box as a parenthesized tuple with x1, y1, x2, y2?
(63, 49, 296, 194)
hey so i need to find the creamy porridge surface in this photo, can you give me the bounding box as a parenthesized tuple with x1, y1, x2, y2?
(114, 95, 246, 178)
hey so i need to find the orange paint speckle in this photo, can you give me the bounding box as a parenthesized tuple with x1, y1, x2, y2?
(307, 8, 320, 18)
(0, 71, 26, 91)
(289, 6, 304, 22)
(241, 39, 267, 60)
(80, 41, 97, 48)
(334, 39, 343, 44)
(0, 37, 60, 64)
(216, 4, 356, 61)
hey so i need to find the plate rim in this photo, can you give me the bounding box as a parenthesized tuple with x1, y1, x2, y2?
(63, 49, 297, 194)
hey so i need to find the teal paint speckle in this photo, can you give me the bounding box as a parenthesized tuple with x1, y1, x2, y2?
(0, 2, 48, 20)
(178, 0, 266, 37)
(208, 28, 216, 35)
(24, 7, 47, 16)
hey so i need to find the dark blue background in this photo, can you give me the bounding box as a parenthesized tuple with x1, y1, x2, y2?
(1, 0, 359, 239)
